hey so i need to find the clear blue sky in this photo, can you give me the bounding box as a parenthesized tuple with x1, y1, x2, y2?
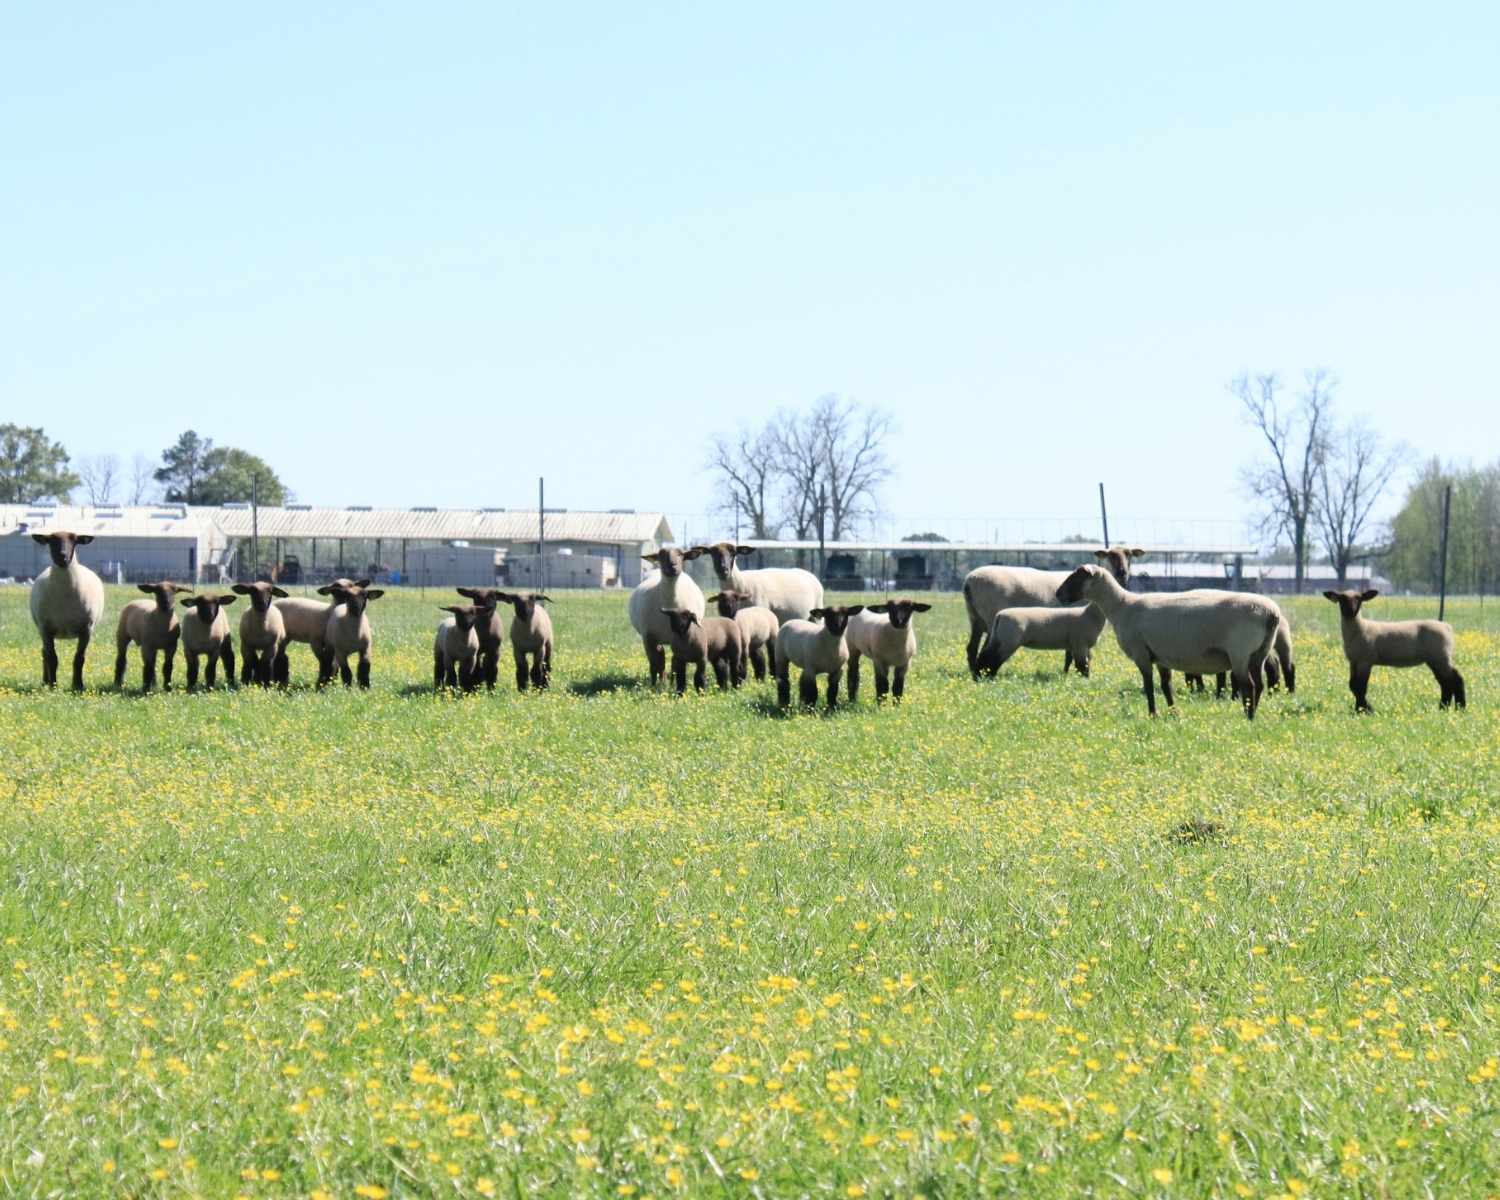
(4, 3, 1497, 539)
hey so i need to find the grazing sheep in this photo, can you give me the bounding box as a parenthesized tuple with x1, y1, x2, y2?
(178, 593, 238, 690)
(1055, 565, 1281, 719)
(318, 583, 386, 688)
(433, 604, 483, 692)
(660, 608, 745, 693)
(963, 547, 1143, 677)
(1323, 589, 1467, 713)
(455, 587, 505, 688)
(692, 542, 824, 624)
(628, 547, 706, 687)
(114, 581, 191, 690)
(845, 600, 931, 702)
(776, 605, 864, 710)
(976, 603, 1106, 678)
(233, 583, 290, 686)
(272, 578, 369, 683)
(708, 590, 780, 681)
(494, 592, 555, 691)
(1185, 607, 1295, 699)
(27, 531, 105, 690)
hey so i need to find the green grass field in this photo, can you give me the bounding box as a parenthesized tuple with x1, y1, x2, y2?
(1, 585, 1496, 1198)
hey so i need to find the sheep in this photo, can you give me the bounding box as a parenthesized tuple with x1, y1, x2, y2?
(455, 587, 505, 688)
(178, 593, 238, 690)
(233, 583, 290, 686)
(629, 547, 706, 687)
(433, 604, 483, 692)
(1055, 565, 1281, 719)
(975, 603, 1106, 678)
(1186, 611, 1295, 698)
(27, 531, 106, 690)
(272, 578, 370, 683)
(776, 605, 864, 710)
(660, 608, 745, 693)
(708, 590, 780, 681)
(491, 592, 555, 691)
(845, 600, 932, 702)
(113, 581, 191, 690)
(964, 546, 1143, 677)
(692, 542, 824, 624)
(1323, 589, 1467, 713)
(317, 583, 386, 688)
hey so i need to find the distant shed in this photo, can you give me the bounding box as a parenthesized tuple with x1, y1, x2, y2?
(0, 504, 232, 583)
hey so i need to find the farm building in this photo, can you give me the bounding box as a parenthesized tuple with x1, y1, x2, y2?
(0, 504, 234, 584)
(211, 506, 673, 587)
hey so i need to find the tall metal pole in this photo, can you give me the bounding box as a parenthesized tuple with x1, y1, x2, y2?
(251, 473, 259, 584)
(1098, 482, 1110, 549)
(817, 485, 827, 580)
(1438, 483, 1452, 620)
(538, 477, 545, 591)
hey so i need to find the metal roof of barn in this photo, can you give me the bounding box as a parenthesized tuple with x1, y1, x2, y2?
(209, 506, 673, 545)
(739, 539, 1258, 556)
(0, 504, 225, 539)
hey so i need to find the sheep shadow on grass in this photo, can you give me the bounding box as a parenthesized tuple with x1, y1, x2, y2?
(567, 672, 648, 698)
(746, 692, 871, 720)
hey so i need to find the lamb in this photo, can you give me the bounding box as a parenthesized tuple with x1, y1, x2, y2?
(273, 578, 370, 683)
(27, 531, 106, 690)
(707, 590, 780, 681)
(776, 605, 864, 710)
(178, 593, 238, 690)
(233, 583, 290, 686)
(975, 603, 1106, 678)
(692, 542, 824, 624)
(660, 608, 745, 693)
(1323, 589, 1466, 713)
(963, 546, 1143, 677)
(1186, 611, 1295, 698)
(317, 583, 386, 688)
(845, 600, 931, 702)
(1055, 565, 1281, 719)
(494, 592, 555, 691)
(433, 604, 483, 692)
(455, 587, 505, 688)
(628, 547, 706, 687)
(114, 581, 191, 690)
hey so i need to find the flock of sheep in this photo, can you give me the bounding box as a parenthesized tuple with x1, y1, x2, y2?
(24, 530, 1470, 716)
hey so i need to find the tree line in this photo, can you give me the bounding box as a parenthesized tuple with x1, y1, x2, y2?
(0, 426, 289, 508)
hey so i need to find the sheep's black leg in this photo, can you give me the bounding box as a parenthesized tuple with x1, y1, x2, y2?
(986, 643, 1016, 676)
(1076, 653, 1090, 678)
(777, 671, 791, 707)
(1451, 669, 1467, 709)
(692, 661, 706, 693)
(670, 655, 686, 695)
(186, 652, 200, 691)
(1064, 649, 1074, 676)
(1216, 672, 1228, 699)
(1184, 673, 1200, 692)
(115, 640, 129, 688)
(1350, 664, 1372, 713)
(1264, 655, 1282, 690)
(515, 652, 529, 692)
(712, 658, 729, 690)
(163, 635, 177, 690)
(847, 652, 861, 702)
(70, 631, 90, 692)
(142, 648, 158, 692)
(750, 645, 766, 682)
(242, 649, 257, 686)
(1157, 665, 1175, 708)
(645, 637, 665, 688)
(40, 632, 58, 687)
(875, 667, 889, 703)
(205, 649, 218, 689)
(798, 671, 818, 707)
(434, 651, 445, 691)
(531, 655, 547, 690)
(274, 650, 289, 686)
(338, 658, 353, 687)
(1283, 660, 1296, 694)
(965, 619, 986, 679)
(1245, 659, 1264, 719)
(825, 668, 841, 710)
(1139, 663, 1157, 716)
(893, 666, 906, 701)
(219, 640, 235, 687)
(356, 656, 370, 689)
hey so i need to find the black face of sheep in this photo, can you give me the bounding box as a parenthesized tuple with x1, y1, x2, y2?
(1323, 588, 1381, 619)
(697, 542, 756, 580)
(31, 531, 95, 568)
(438, 604, 483, 631)
(809, 605, 864, 637)
(866, 599, 932, 629)
(456, 587, 504, 609)
(181, 594, 238, 623)
(641, 547, 701, 579)
(1094, 546, 1144, 586)
(661, 609, 700, 639)
(323, 585, 385, 616)
(139, 581, 192, 609)
(231, 582, 288, 612)
(1055, 566, 1096, 604)
(707, 589, 755, 617)
(496, 592, 550, 622)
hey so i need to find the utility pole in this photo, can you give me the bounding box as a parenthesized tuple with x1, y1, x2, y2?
(816, 484, 827, 580)
(538, 477, 545, 592)
(1438, 483, 1452, 621)
(251, 473, 259, 584)
(1098, 482, 1110, 549)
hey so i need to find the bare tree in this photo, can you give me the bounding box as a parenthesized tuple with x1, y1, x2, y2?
(773, 406, 825, 541)
(812, 394, 894, 541)
(706, 423, 780, 539)
(1315, 419, 1409, 582)
(78, 454, 121, 506)
(1236, 369, 1334, 593)
(129, 453, 159, 505)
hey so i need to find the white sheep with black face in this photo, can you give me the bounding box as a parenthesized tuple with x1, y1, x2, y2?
(272, 578, 369, 684)
(707, 590, 780, 682)
(977, 603, 1106, 679)
(178, 592, 239, 691)
(660, 608, 744, 693)
(629, 547, 706, 687)
(844, 599, 931, 702)
(693, 542, 823, 624)
(233, 582, 290, 686)
(963, 547, 1143, 677)
(28, 531, 106, 690)
(1055, 565, 1281, 720)
(317, 583, 386, 689)
(494, 592, 555, 692)
(114, 580, 192, 690)
(1323, 588, 1466, 713)
(433, 604, 483, 692)
(776, 605, 864, 710)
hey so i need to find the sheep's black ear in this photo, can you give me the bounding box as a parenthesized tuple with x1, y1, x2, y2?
(31, 533, 48, 545)
(845, 605, 865, 615)
(75, 535, 94, 544)
(218, 594, 238, 605)
(271, 587, 289, 598)
(1360, 589, 1379, 602)
(364, 589, 385, 600)
(866, 603, 889, 613)
(641, 555, 659, 564)
(682, 547, 703, 560)
(1093, 549, 1108, 559)
(355, 578, 372, 588)
(316, 585, 338, 595)
(735, 545, 754, 556)
(535, 594, 552, 603)
(911, 602, 932, 612)
(706, 592, 722, 602)
(231, 584, 252, 594)
(179, 596, 196, 606)
(1129, 547, 1146, 556)
(1322, 591, 1340, 602)
(138, 583, 156, 593)
(808, 608, 826, 619)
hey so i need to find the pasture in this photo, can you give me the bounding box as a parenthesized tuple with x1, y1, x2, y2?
(1, 585, 1497, 1197)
